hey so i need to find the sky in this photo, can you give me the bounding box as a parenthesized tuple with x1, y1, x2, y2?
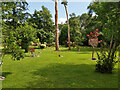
(26, 1, 93, 24)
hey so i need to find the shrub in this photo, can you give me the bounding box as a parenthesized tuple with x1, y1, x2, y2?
(29, 48, 35, 53)
(96, 51, 118, 73)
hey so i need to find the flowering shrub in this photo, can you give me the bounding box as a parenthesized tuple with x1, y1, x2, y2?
(29, 48, 35, 57)
(29, 48, 35, 53)
(87, 29, 102, 47)
(87, 29, 102, 60)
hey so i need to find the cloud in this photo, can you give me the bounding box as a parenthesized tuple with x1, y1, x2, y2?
(58, 18, 67, 24)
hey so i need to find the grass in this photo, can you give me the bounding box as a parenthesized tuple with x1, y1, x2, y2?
(2, 46, 119, 88)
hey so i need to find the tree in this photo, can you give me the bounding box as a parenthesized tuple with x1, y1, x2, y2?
(69, 13, 82, 44)
(80, 13, 101, 46)
(87, 29, 102, 60)
(59, 24, 68, 45)
(61, 0, 71, 50)
(28, 6, 54, 44)
(2, 1, 29, 28)
(88, 1, 120, 73)
(15, 23, 37, 52)
(2, 1, 29, 60)
(55, 0, 59, 51)
(2, 22, 24, 60)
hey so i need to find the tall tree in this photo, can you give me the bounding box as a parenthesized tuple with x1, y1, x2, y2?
(69, 13, 81, 43)
(28, 6, 54, 44)
(88, 1, 120, 73)
(55, 0, 59, 51)
(61, 0, 71, 50)
(2, 1, 29, 60)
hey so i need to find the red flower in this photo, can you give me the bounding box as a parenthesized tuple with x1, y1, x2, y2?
(90, 32, 93, 35)
(16, 41, 18, 43)
(95, 37, 98, 39)
(98, 40, 102, 43)
(89, 37, 92, 39)
(96, 33, 99, 36)
(87, 35, 90, 37)
(93, 30, 96, 34)
(98, 41, 101, 43)
(96, 29, 99, 32)
(30, 48, 35, 52)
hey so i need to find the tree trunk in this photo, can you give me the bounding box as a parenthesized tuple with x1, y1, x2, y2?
(108, 34, 114, 59)
(21, 41, 29, 53)
(55, 0, 59, 51)
(119, 50, 120, 57)
(64, 5, 71, 50)
(92, 46, 95, 59)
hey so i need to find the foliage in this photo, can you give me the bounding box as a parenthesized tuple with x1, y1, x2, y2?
(59, 24, 68, 45)
(15, 23, 37, 52)
(2, 22, 24, 60)
(61, 0, 68, 5)
(2, 1, 29, 28)
(87, 29, 102, 47)
(96, 49, 118, 73)
(28, 6, 54, 44)
(29, 48, 35, 56)
(11, 46, 24, 60)
(88, 1, 120, 73)
(69, 13, 82, 43)
(1, 1, 30, 60)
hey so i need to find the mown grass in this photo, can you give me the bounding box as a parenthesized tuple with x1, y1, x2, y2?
(2, 46, 119, 88)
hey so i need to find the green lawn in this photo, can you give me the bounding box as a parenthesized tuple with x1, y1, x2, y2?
(2, 47, 119, 88)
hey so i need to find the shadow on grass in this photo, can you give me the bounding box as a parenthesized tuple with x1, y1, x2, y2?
(2, 72, 12, 77)
(26, 63, 118, 88)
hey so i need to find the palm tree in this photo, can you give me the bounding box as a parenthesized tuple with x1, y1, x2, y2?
(55, 0, 59, 51)
(61, 0, 71, 50)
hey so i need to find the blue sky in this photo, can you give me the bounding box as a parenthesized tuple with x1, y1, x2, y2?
(26, 1, 92, 23)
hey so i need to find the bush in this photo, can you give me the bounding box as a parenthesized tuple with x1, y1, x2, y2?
(39, 44, 46, 49)
(96, 51, 117, 73)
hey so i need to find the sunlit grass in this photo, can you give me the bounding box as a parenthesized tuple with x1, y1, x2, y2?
(2, 46, 119, 88)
